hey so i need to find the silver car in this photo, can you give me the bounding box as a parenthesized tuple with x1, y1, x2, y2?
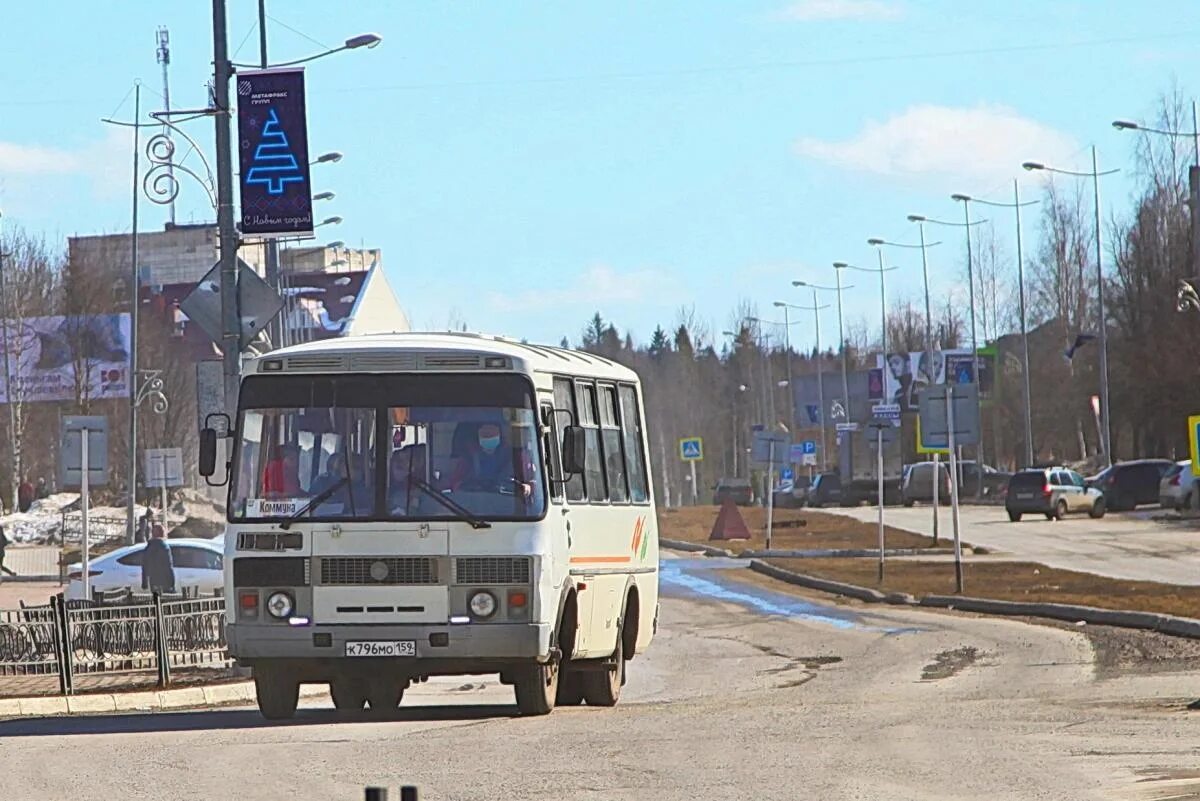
(1005, 467, 1106, 522)
(1159, 460, 1195, 510)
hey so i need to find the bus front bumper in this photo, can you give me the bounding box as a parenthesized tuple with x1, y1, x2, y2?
(227, 621, 552, 662)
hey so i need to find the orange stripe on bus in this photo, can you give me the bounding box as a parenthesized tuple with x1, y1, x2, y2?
(569, 555, 632, 564)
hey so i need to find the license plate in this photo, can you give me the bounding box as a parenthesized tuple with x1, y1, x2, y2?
(1016, 493, 1034, 499)
(344, 640, 416, 658)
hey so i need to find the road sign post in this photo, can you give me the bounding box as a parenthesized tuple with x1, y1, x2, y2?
(679, 437, 703, 506)
(61, 416, 107, 601)
(766, 438, 777, 551)
(946, 387, 964, 593)
(81, 425, 90, 600)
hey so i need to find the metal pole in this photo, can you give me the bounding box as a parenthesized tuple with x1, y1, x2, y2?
(213, 0, 241, 415)
(1193, 100, 1199, 168)
(1014, 180, 1034, 467)
(160, 455, 168, 530)
(1092, 145, 1112, 466)
(876, 424, 885, 582)
(813, 289, 827, 471)
(127, 83, 142, 545)
(1191, 101, 1200, 325)
(917, 221, 939, 543)
(961, 200, 984, 494)
(259, 0, 282, 350)
(81, 427, 91, 601)
(783, 305, 795, 430)
(877, 250, 889, 358)
(766, 440, 775, 550)
(835, 267, 849, 413)
(0, 216, 17, 514)
(689, 459, 697, 506)
(946, 387, 963, 593)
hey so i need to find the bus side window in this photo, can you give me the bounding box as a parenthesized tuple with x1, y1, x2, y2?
(553, 378, 585, 502)
(618, 384, 650, 503)
(541, 402, 563, 503)
(599, 385, 629, 503)
(575, 382, 608, 503)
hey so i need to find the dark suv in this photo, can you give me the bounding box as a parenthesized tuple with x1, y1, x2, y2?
(1087, 459, 1175, 511)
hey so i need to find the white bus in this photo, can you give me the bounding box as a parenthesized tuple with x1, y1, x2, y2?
(200, 332, 659, 718)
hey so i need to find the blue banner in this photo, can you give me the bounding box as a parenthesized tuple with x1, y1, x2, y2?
(237, 68, 314, 238)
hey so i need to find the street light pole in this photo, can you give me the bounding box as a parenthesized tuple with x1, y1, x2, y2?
(258, 0, 283, 351)
(126, 83, 142, 543)
(0, 212, 16, 514)
(212, 0, 241, 416)
(834, 264, 850, 411)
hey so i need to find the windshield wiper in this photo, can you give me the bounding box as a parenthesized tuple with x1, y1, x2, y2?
(279, 477, 349, 530)
(410, 477, 491, 529)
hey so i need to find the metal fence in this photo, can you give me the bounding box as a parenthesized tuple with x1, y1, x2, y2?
(0, 591, 230, 696)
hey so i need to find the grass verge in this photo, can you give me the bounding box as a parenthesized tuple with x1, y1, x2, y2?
(763, 557, 1200, 619)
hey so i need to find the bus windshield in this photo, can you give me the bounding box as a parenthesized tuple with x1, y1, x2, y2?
(230, 373, 546, 522)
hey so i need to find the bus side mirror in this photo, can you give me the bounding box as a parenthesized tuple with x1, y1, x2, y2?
(199, 429, 218, 477)
(562, 426, 587, 475)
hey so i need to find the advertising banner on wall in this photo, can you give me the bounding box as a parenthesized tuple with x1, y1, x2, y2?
(236, 67, 314, 238)
(876, 349, 994, 412)
(0, 314, 132, 404)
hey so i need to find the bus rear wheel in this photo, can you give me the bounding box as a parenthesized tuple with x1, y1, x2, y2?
(556, 670, 585, 706)
(581, 629, 624, 707)
(513, 659, 558, 716)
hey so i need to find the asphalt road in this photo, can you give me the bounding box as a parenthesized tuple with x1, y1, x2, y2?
(3, 556, 1199, 800)
(829, 502, 1200, 585)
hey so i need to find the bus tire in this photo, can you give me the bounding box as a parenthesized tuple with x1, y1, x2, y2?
(254, 664, 299, 720)
(556, 670, 585, 706)
(581, 623, 624, 707)
(366, 677, 406, 713)
(330, 679, 367, 712)
(513, 659, 558, 716)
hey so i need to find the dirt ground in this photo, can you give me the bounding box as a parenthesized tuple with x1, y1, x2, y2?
(764, 556, 1200, 618)
(658, 504, 949, 551)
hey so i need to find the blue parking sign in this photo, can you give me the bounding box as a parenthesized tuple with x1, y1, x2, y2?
(781, 467, 794, 481)
(801, 440, 816, 455)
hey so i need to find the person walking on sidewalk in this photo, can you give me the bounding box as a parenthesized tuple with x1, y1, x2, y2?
(0, 522, 16, 581)
(141, 528, 175, 595)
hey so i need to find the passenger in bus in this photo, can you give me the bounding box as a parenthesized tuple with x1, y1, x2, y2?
(388, 444, 437, 516)
(447, 422, 535, 499)
(262, 443, 302, 498)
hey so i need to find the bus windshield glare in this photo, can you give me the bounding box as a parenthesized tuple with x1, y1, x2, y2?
(230, 373, 546, 522)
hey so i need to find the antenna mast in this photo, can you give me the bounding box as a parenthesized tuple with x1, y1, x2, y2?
(156, 26, 175, 225)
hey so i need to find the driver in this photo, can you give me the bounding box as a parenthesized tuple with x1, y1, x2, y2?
(447, 422, 533, 498)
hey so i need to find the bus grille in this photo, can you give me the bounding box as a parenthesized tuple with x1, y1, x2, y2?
(454, 557, 530, 585)
(320, 557, 438, 585)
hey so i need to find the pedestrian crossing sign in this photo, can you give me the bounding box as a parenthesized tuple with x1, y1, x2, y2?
(679, 437, 704, 461)
(1189, 415, 1200, 477)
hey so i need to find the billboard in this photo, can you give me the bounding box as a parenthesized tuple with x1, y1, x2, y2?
(236, 68, 314, 238)
(0, 314, 132, 404)
(876, 349, 994, 412)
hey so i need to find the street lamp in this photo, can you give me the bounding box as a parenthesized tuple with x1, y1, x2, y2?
(1023, 149, 1120, 465)
(312, 151, 344, 165)
(951, 188, 1040, 468)
(317, 216, 343, 227)
(840, 256, 898, 369)
(769, 300, 829, 469)
(312, 191, 335, 201)
(909, 210, 989, 486)
(791, 273, 854, 418)
(232, 33, 382, 69)
(771, 302, 800, 431)
(1113, 105, 1200, 294)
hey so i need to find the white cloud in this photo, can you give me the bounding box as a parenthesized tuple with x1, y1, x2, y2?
(779, 0, 903, 22)
(0, 129, 132, 201)
(794, 104, 1079, 184)
(0, 142, 81, 175)
(488, 264, 671, 313)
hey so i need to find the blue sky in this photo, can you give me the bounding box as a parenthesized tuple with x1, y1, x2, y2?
(2, 1, 1199, 349)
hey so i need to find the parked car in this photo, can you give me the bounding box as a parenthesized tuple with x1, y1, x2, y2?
(1159, 460, 1195, 510)
(1087, 459, 1176, 511)
(955, 461, 1012, 498)
(901, 461, 951, 507)
(772, 475, 811, 508)
(1005, 467, 1105, 521)
(805, 472, 843, 508)
(713, 477, 754, 506)
(65, 538, 225, 601)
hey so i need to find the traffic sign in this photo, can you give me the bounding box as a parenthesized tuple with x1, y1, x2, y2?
(789, 443, 805, 462)
(918, 384, 980, 448)
(914, 414, 949, 455)
(679, 437, 704, 461)
(802, 453, 817, 466)
(1189, 415, 1200, 476)
(872, 403, 901, 420)
(801, 440, 817, 454)
(780, 467, 794, 481)
(751, 430, 789, 468)
(143, 448, 185, 488)
(835, 422, 859, 432)
(60, 416, 108, 489)
(180, 258, 285, 352)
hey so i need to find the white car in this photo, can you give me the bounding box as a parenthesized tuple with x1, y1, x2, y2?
(65, 538, 225, 601)
(1160, 460, 1196, 510)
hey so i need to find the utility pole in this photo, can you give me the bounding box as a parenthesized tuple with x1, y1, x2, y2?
(126, 83, 142, 544)
(212, 0, 241, 414)
(258, 0, 283, 350)
(156, 27, 175, 226)
(0, 212, 17, 514)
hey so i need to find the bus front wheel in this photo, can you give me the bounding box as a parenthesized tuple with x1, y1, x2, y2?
(513, 659, 559, 716)
(254, 663, 299, 720)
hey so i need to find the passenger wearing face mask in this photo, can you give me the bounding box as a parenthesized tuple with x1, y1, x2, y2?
(447, 422, 534, 498)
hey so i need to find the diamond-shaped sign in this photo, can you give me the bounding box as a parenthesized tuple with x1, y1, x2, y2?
(179, 259, 285, 352)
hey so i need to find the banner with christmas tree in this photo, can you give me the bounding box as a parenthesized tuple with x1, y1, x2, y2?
(236, 68, 314, 238)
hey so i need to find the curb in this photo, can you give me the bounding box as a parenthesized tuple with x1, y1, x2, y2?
(737, 547, 961, 559)
(0, 681, 330, 719)
(660, 538, 737, 558)
(745, 559, 1200, 639)
(0, 575, 61, 583)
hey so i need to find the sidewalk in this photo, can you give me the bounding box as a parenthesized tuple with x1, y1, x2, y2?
(2, 547, 61, 581)
(0, 680, 331, 718)
(0, 580, 61, 609)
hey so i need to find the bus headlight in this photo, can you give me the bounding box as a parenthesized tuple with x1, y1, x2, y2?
(469, 590, 497, 619)
(266, 591, 294, 620)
